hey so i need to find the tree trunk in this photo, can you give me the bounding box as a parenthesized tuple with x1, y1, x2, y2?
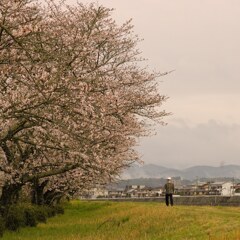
(31, 178, 49, 205)
(0, 183, 22, 205)
(43, 190, 64, 206)
(0, 183, 22, 215)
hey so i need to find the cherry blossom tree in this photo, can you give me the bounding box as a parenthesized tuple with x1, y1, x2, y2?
(0, 0, 169, 206)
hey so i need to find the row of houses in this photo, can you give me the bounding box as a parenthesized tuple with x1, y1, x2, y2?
(175, 181, 240, 196)
(82, 181, 240, 199)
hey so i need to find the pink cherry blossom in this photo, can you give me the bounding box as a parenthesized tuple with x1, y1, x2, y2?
(0, 0, 169, 205)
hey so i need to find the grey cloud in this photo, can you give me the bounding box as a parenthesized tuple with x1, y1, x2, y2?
(137, 120, 240, 168)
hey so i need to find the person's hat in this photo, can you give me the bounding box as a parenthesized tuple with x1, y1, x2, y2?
(167, 177, 171, 180)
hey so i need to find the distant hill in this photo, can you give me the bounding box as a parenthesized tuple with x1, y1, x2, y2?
(107, 177, 191, 189)
(121, 164, 240, 180)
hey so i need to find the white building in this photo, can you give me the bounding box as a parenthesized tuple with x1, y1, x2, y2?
(233, 183, 240, 196)
(81, 185, 108, 199)
(210, 182, 234, 196)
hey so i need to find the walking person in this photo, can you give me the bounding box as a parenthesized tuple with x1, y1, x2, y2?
(164, 177, 174, 206)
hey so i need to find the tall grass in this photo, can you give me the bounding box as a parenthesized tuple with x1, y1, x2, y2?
(2, 201, 240, 240)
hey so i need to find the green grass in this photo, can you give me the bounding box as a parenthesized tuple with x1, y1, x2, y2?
(2, 201, 240, 240)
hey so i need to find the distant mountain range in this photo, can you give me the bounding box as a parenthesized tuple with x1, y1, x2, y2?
(121, 164, 240, 180)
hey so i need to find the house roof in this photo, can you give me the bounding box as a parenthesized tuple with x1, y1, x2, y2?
(210, 182, 232, 186)
(108, 188, 124, 192)
(126, 189, 136, 193)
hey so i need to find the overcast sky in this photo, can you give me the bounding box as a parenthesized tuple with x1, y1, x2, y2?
(68, 0, 240, 168)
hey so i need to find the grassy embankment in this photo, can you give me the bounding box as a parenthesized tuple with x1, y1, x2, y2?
(2, 201, 240, 240)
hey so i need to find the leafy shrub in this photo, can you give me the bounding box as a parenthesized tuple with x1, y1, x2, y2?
(0, 216, 5, 237)
(45, 206, 56, 218)
(5, 205, 25, 231)
(53, 205, 64, 215)
(5, 204, 41, 231)
(34, 206, 47, 223)
(42, 204, 65, 218)
(24, 207, 37, 227)
(3, 203, 65, 232)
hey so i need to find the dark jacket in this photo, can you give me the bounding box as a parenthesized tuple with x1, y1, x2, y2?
(164, 182, 174, 194)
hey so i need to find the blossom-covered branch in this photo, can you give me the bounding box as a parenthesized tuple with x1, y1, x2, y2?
(0, 0, 169, 205)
